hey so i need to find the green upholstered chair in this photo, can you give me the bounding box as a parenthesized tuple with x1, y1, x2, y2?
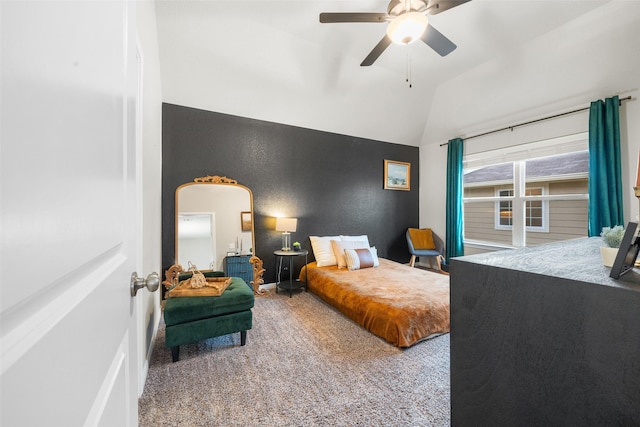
(163, 274, 255, 362)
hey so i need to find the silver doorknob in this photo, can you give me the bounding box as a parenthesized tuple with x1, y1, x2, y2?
(130, 272, 160, 296)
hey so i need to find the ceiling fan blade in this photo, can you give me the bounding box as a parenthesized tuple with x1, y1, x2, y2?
(319, 13, 389, 23)
(360, 35, 393, 67)
(426, 0, 472, 15)
(420, 24, 457, 56)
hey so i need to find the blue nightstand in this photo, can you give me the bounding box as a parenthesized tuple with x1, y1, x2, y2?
(223, 255, 254, 290)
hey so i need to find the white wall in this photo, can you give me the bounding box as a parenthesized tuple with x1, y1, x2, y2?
(136, 0, 163, 395)
(419, 1, 640, 238)
(138, 0, 162, 285)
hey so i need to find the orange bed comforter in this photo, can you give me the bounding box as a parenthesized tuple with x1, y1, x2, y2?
(303, 258, 450, 347)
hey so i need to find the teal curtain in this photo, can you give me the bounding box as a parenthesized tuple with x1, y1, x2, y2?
(588, 95, 623, 236)
(446, 137, 464, 261)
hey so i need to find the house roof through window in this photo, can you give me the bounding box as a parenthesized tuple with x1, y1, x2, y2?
(464, 151, 589, 184)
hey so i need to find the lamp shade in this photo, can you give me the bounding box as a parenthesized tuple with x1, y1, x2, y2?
(275, 217, 297, 232)
(386, 12, 428, 45)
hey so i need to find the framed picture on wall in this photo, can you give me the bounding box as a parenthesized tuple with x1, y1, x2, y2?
(384, 160, 411, 191)
(241, 211, 252, 231)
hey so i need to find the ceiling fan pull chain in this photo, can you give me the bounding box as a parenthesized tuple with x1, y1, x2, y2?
(406, 49, 409, 86)
(406, 49, 412, 88)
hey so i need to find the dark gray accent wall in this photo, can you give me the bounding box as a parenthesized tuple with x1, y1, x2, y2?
(162, 103, 420, 283)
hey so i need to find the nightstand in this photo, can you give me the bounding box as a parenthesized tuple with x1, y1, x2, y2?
(274, 250, 308, 298)
(223, 255, 254, 289)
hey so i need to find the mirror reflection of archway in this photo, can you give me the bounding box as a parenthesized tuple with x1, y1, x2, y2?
(177, 212, 216, 269)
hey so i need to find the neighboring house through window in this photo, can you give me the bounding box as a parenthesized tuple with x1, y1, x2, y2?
(463, 133, 589, 253)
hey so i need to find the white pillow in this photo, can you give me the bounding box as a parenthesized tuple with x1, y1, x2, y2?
(340, 235, 370, 247)
(330, 240, 369, 268)
(309, 236, 341, 267)
(344, 247, 379, 271)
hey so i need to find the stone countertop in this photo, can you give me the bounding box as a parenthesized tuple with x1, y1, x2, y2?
(453, 237, 640, 291)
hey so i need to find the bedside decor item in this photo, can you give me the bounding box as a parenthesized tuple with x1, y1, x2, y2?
(384, 159, 410, 191)
(293, 241, 301, 251)
(275, 217, 297, 251)
(600, 225, 624, 267)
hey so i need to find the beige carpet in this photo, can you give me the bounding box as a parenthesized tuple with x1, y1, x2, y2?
(139, 290, 450, 426)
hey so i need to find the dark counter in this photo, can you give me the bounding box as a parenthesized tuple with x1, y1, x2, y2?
(450, 237, 640, 426)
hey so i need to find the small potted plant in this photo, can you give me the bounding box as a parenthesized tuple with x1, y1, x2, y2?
(600, 225, 625, 267)
(293, 241, 301, 251)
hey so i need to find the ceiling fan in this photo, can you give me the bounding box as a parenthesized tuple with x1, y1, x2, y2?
(319, 0, 471, 66)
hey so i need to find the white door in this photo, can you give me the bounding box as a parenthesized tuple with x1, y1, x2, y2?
(1, 1, 146, 425)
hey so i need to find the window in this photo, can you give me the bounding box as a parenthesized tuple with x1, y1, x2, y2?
(498, 189, 514, 227)
(463, 133, 589, 251)
(524, 188, 544, 228)
(496, 187, 546, 230)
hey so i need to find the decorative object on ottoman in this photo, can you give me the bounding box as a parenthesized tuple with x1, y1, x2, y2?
(188, 268, 207, 288)
(167, 276, 233, 297)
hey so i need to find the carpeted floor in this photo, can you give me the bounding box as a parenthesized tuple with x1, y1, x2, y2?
(138, 290, 451, 426)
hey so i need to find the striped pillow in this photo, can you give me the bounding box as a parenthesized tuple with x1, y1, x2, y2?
(331, 240, 369, 268)
(344, 247, 379, 271)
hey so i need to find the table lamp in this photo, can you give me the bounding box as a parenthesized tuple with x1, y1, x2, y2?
(275, 217, 297, 251)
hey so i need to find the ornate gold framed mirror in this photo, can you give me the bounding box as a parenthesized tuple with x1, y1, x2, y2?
(164, 175, 264, 295)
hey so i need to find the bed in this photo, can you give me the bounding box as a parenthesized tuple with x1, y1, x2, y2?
(302, 235, 450, 347)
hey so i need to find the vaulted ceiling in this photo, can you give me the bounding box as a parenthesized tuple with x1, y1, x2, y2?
(154, 0, 637, 146)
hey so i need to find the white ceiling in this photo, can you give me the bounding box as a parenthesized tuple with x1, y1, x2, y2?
(154, 0, 635, 146)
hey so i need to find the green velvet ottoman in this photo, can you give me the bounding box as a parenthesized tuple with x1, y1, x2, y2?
(164, 277, 255, 362)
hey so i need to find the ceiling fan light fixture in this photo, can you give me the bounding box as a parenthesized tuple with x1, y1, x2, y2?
(386, 11, 428, 45)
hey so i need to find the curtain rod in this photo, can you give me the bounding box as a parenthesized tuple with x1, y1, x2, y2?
(439, 95, 632, 146)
